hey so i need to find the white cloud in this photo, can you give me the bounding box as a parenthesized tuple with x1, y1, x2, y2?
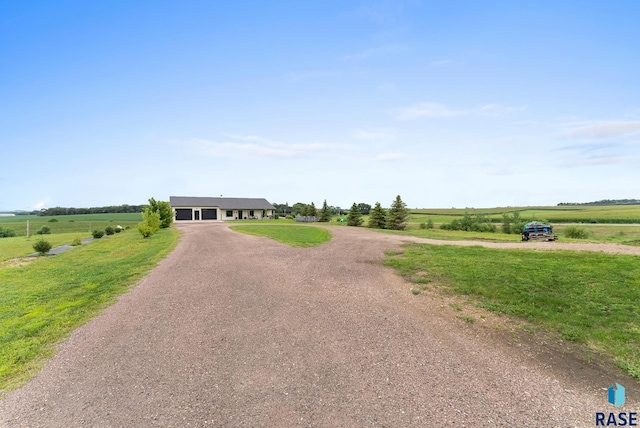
(396, 102, 468, 119)
(178, 136, 336, 159)
(353, 128, 396, 140)
(375, 153, 404, 161)
(562, 120, 640, 139)
(396, 101, 524, 120)
(33, 199, 49, 209)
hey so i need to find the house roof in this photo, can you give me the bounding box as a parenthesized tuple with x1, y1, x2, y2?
(169, 196, 276, 210)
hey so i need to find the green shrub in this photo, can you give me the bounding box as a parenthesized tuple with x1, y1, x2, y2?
(114, 226, 122, 233)
(33, 238, 52, 255)
(137, 208, 161, 238)
(105, 226, 115, 235)
(0, 226, 16, 238)
(426, 218, 434, 229)
(274, 213, 279, 219)
(48, 218, 58, 222)
(419, 222, 427, 229)
(564, 226, 589, 239)
(36, 226, 51, 235)
(92, 229, 105, 239)
(137, 223, 154, 238)
(71, 236, 83, 246)
(285, 215, 294, 220)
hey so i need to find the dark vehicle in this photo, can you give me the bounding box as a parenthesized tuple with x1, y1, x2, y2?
(521, 221, 558, 241)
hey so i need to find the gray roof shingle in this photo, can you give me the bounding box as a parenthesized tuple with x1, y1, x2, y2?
(169, 196, 276, 210)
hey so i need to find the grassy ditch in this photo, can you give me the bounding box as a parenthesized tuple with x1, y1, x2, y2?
(230, 225, 331, 247)
(0, 228, 179, 394)
(384, 244, 640, 380)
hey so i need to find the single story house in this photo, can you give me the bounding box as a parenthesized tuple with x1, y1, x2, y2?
(169, 196, 276, 221)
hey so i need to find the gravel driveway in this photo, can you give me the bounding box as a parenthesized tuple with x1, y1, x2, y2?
(0, 223, 636, 427)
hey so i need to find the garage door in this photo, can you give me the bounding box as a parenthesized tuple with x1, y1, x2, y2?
(175, 209, 192, 221)
(202, 209, 217, 220)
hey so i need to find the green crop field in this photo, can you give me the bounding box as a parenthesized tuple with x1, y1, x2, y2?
(410, 205, 640, 224)
(385, 244, 640, 380)
(0, 213, 141, 237)
(0, 228, 179, 394)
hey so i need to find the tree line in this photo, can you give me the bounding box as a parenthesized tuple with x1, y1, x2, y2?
(557, 199, 640, 206)
(36, 205, 145, 216)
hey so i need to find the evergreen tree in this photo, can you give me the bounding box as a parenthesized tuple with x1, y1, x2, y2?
(346, 202, 363, 226)
(308, 202, 317, 217)
(386, 195, 409, 230)
(368, 202, 387, 229)
(318, 199, 331, 222)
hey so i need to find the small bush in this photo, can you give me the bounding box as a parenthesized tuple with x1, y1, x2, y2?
(48, 218, 58, 222)
(419, 222, 427, 230)
(274, 213, 279, 219)
(137, 223, 154, 238)
(426, 218, 434, 229)
(71, 236, 83, 246)
(105, 226, 115, 235)
(0, 226, 16, 238)
(285, 215, 294, 220)
(36, 226, 51, 235)
(564, 226, 589, 239)
(114, 226, 122, 233)
(33, 238, 52, 255)
(92, 229, 105, 239)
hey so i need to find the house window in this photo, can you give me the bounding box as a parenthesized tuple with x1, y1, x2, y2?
(226, 210, 233, 217)
(249, 210, 254, 217)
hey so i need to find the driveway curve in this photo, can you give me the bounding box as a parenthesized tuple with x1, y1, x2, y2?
(0, 223, 636, 427)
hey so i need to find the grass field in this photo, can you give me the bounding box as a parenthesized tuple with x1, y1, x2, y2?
(384, 244, 640, 380)
(0, 213, 141, 237)
(0, 228, 179, 394)
(0, 233, 91, 262)
(230, 224, 332, 247)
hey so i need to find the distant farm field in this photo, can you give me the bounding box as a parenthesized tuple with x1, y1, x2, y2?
(410, 205, 640, 224)
(0, 213, 141, 237)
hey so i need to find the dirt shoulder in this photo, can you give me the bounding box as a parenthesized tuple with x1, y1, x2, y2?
(0, 223, 636, 427)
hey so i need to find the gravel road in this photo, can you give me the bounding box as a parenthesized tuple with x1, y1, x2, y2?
(1, 223, 637, 427)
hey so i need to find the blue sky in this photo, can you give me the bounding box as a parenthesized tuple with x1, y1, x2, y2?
(2, 0, 639, 211)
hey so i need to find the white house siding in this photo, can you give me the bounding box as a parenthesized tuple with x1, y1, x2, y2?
(173, 205, 275, 221)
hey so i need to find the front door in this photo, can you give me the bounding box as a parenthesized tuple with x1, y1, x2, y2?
(194, 210, 200, 221)
(238, 210, 243, 219)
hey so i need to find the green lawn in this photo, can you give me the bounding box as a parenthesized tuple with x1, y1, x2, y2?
(230, 224, 331, 247)
(384, 244, 640, 380)
(0, 233, 92, 262)
(0, 228, 179, 394)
